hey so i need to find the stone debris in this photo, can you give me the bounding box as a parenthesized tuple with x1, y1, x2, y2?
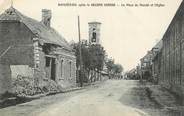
(12, 75, 62, 97)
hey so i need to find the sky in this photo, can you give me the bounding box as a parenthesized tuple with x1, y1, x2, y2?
(0, 0, 182, 71)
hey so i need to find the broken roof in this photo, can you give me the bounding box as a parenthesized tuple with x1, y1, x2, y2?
(0, 7, 72, 51)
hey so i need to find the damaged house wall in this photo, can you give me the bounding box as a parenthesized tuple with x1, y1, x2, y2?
(0, 7, 77, 96)
(0, 21, 35, 94)
(38, 44, 76, 89)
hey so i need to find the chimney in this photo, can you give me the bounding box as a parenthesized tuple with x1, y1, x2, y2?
(42, 9, 52, 27)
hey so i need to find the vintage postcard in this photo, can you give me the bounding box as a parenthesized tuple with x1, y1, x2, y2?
(0, 0, 184, 116)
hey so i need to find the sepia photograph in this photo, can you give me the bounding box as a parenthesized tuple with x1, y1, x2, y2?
(0, 0, 184, 116)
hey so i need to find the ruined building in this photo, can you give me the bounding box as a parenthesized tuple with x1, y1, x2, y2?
(151, 40, 163, 83)
(0, 7, 76, 95)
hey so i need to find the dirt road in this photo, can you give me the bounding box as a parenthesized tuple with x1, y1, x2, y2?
(2, 80, 181, 116)
(37, 80, 146, 116)
(0, 80, 147, 116)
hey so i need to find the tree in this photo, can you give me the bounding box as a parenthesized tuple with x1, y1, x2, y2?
(72, 42, 105, 83)
(105, 58, 123, 79)
(112, 64, 123, 79)
(73, 43, 91, 82)
(89, 45, 105, 69)
(88, 44, 105, 81)
(113, 64, 123, 74)
(105, 58, 115, 79)
(72, 42, 123, 81)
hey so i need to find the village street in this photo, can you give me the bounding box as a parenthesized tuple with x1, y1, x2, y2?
(0, 80, 183, 116)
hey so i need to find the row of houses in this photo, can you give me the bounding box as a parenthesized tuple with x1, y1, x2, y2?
(124, 68, 140, 80)
(139, 40, 163, 83)
(135, 0, 184, 103)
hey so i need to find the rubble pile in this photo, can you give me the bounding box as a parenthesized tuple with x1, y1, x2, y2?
(41, 79, 62, 94)
(12, 75, 63, 97)
(12, 75, 36, 97)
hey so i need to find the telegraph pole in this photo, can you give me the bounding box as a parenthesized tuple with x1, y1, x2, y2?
(78, 16, 83, 87)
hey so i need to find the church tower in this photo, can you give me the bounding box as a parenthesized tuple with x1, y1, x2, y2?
(88, 22, 101, 45)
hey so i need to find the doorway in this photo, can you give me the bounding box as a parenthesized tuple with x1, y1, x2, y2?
(51, 58, 56, 81)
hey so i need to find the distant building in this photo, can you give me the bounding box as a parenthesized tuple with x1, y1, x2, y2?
(125, 68, 139, 80)
(88, 22, 101, 45)
(0, 7, 76, 94)
(140, 51, 153, 80)
(151, 40, 163, 83)
(139, 40, 163, 82)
